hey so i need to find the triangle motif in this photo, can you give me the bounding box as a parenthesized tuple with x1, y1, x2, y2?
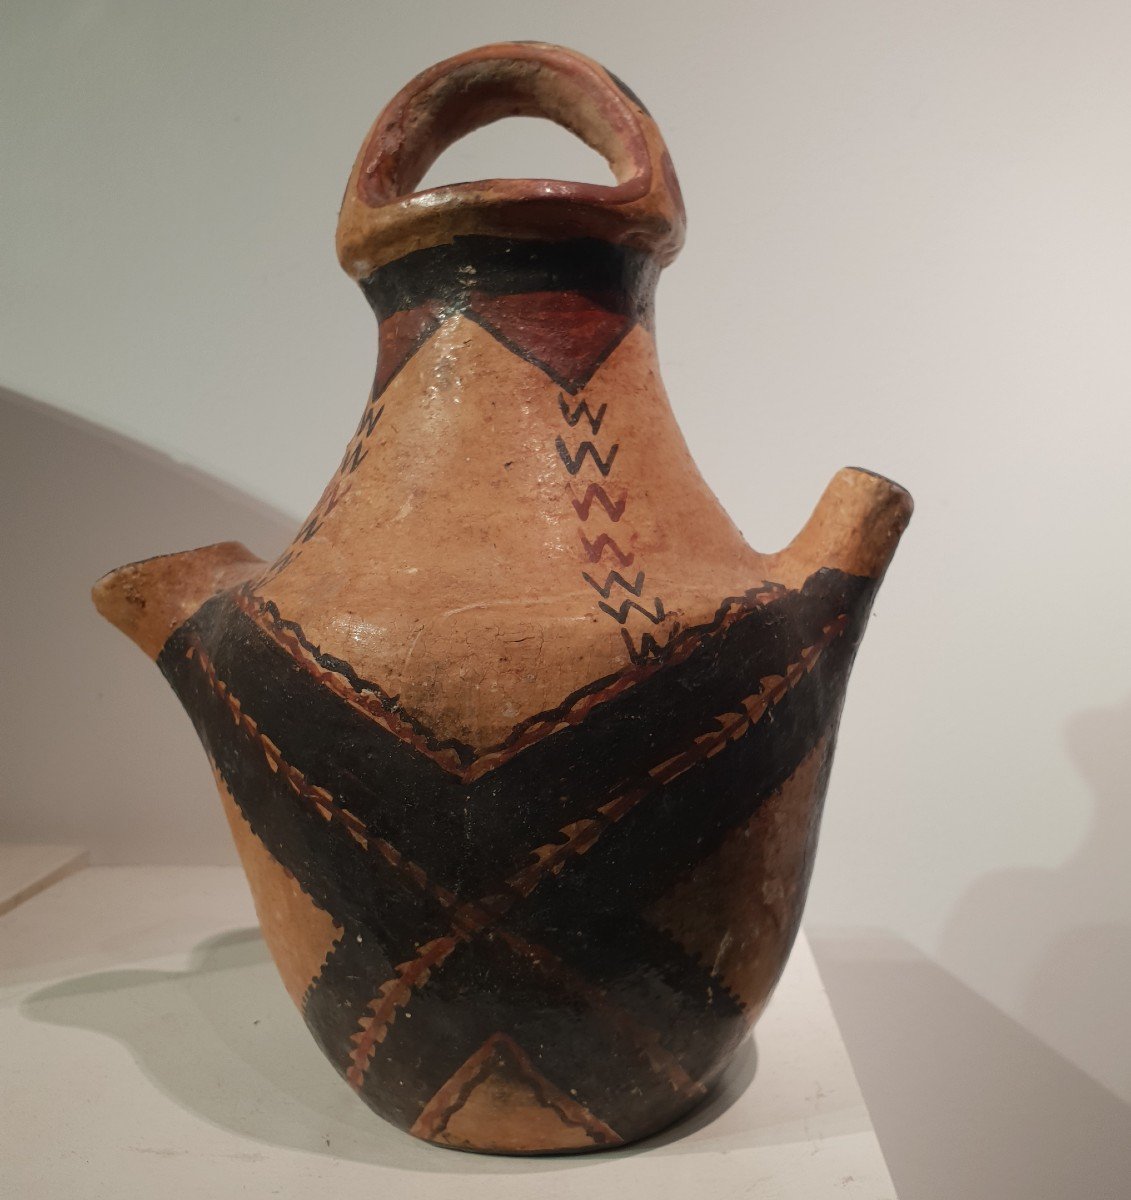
(411, 1031, 620, 1152)
(644, 737, 832, 1012)
(466, 291, 635, 394)
(374, 301, 443, 398)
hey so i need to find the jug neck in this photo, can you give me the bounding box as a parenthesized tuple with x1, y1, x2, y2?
(358, 235, 663, 402)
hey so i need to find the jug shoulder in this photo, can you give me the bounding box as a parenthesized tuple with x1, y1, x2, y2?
(158, 564, 877, 783)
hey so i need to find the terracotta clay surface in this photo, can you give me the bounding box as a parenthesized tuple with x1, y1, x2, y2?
(93, 41, 912, 1155)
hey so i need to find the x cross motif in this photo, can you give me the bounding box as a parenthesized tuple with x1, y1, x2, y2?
(159, 565, 875, 1143)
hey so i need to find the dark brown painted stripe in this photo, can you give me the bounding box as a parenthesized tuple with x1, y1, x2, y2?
(360, 236, 658, 321)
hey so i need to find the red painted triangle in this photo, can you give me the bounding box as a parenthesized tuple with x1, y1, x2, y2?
(467, 291, 635, 394)
(374, 301, 443, 397)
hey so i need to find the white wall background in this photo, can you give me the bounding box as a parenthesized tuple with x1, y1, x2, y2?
(3, 2, 1129, 1194)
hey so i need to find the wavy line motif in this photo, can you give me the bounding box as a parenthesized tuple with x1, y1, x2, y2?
(570, 483, 627, 522)
(558, 396, 608, 434)
(579, 532, 635, 566)
(583, 569, 645, 599)
(555, 437, 619, 476)
(598, 596, 666, 625)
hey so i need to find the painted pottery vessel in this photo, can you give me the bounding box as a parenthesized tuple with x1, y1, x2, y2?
(93, 42, 912, 1154)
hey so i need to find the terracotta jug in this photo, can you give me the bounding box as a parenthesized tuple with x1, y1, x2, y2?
(93, 42, 912, 1154)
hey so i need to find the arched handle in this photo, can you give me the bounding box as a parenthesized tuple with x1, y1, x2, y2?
(337, 42, 686, 278)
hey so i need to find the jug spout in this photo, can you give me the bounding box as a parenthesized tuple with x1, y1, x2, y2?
(765, 466, 913, 588)
(92, 541, 264, 660)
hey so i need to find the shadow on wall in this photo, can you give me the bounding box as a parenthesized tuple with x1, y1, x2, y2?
(0, 388, 294, 863)
(20, 925, 757, 1172)
(811, 931, 1131, 1200)
(812, 693, 1131, 1197)
(937, 693, 1131, 1108)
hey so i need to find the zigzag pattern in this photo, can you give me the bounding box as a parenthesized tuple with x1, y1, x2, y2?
(355, 400, 385, 439)
(583, 569, 645, 599)
(598, 596, 666, 625)
(621, 628, 666, 667)
(546, 341, 674, 663)
(570, 484, 627, 522)
(558, 396, 607, 433)
(579, 532, 635, 566)
(556, 437, 619, 477)
(338, 441, 369, 477)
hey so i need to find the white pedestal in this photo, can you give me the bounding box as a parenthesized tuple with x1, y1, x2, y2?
(0, 866, 897, 1198)
(0, 842, 88, 917)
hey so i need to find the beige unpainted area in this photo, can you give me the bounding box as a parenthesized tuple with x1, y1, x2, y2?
(212, 767, 342, 1009)
(91, 541, 265, 661)
(411, 1032, 620, 1152)
(762, 467, 913, 590)
(247, 315, 907, 750)
(646, 736, 832, 1013)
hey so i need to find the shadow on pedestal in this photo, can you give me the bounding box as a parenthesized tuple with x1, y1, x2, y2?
(810, 931, 1131, 1200)
(22, 926, 758, 1172)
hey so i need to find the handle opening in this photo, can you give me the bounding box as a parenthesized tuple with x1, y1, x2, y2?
(358, 49, 650, 205)
(417, 114, 619, 193)
(337, 43, 686, 278)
